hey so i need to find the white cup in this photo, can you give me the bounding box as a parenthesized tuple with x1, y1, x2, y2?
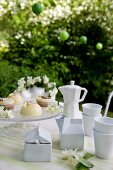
(82, 113, 102, 136)
(94, 117, 113, 134)
(93, 128, 113, 159)
(82, 103, 102, 117)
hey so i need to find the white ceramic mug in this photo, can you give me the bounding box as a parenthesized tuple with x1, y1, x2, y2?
(82, 113, 102, 136)
(93, 128, 113, 159)
(82, 103, 102, 117)
(94, 117, 113, 134)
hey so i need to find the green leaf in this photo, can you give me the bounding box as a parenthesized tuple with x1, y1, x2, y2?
(79, 158, 94, 168)
(76, 163, 89, 170)
(83, 153, 94, 160)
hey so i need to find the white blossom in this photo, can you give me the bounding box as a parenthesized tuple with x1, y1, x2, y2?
(48, 82, 56, 88)
(49, 87, 58, 97)
(0, 0, 7, 5)
(15, 33, 22, 40)
(46, 101, 62, 114)
(16, 86, 25, 93)
(9, 1, 15, 8)
(20, 38, 25, 44)
(26, 76, 34, 87)
(0, 107, 14, 118)
(17, 77, 26, 86)
(20, 2, 26, 10)
(16, 77, 26, 92)
(0, 106, 4, 112)
(0, 41, 9, 48)
(43, 75, 49, 84)
(33, 76, 41, 83)
(26, 31, 32, 39)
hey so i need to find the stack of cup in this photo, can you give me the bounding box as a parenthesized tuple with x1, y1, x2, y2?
(94, 117, 113, 159)
(82, 103, 102, 137)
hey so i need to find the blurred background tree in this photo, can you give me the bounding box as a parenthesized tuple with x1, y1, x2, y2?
(0, 0, 113, 110)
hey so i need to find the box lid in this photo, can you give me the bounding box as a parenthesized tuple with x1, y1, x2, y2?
(62, 118, 84, 134)
(25, 127, 51, 144)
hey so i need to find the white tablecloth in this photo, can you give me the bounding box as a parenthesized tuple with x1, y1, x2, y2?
(0, 118, 113, 170)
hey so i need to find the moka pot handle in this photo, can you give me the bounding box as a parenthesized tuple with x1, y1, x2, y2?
(79, 88, 88, 102)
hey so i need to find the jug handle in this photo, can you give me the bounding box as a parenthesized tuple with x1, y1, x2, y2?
(79, 88, 88, 102)
(104, 91, 113, 117)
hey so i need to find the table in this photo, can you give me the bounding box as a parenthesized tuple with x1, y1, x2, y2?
(0, 118, 113, 170)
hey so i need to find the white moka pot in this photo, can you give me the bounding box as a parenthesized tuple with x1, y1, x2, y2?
(59, 81, 88, 118)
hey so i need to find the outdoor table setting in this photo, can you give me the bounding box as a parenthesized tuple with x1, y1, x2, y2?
(0, 78, 113, 170)
(0, 119, 113, 170)
(0, 0, 113, 170)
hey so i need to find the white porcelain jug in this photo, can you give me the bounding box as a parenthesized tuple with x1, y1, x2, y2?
(59, 81, 88, 118)
(30, 86, 45, 98)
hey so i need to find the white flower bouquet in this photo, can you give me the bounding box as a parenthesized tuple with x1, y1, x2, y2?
(15, 75, 58, 99)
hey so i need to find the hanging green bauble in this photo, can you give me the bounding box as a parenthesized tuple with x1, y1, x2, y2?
(79, 36, 87, 44)
(96, 42, 103, 50)
(32, 3, 43, 15)
(59, 31, 69, 41)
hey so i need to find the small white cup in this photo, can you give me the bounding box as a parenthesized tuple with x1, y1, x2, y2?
(94, 128, 113, 159)
(82, 103, 102, 117)
(82, 113, 102, 136)
(94, 117, 113, 134)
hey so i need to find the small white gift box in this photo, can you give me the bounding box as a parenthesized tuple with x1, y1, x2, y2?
(24, 127, 52, 162)
(56, 116, 84, 150)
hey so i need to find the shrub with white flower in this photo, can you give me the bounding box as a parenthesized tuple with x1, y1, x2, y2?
(15, 75, 58, 98)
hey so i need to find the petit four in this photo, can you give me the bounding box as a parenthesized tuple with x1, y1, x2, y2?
(8, 93, 24, 105)
(37, 96, 51, 107)
(0, 98, 14, 110)
(20, 101, 42, 117)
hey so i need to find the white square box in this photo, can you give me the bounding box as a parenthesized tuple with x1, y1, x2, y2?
(56, 116, 84, 150)
(24, 127, 52, 162)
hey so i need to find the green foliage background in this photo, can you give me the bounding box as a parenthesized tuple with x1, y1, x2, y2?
(0, 0, 113, 109)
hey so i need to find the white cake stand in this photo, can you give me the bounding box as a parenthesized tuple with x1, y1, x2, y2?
(0, 107, 63, 137)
